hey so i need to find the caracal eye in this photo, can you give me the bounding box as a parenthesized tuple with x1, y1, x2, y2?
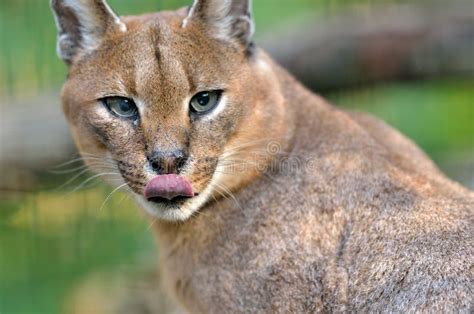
(189, 91, 222, 115)
(102, 97, 139, 120)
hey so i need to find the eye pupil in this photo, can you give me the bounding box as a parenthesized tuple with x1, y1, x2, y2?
(197, 93, 210, 106)
(119, 100, 131, 112)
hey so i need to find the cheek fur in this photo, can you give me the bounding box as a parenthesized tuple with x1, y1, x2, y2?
(191, 98, 241, 145)
(84, 104, 142, 154)
(117, 160, 148, 193)
(77, 104, 150, 191)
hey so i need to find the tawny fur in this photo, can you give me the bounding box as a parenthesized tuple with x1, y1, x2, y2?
(51, 0, 473, 312)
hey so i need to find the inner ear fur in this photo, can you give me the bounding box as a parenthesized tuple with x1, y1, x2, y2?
(183, 0, 255, 47)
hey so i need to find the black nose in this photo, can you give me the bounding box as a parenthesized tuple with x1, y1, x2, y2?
(148, 150, 188, 175)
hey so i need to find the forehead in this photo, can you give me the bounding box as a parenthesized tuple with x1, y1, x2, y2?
(70, 11, 236, 102)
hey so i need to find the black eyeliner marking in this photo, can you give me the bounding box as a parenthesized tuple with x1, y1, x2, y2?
(90, 125, 109, 145)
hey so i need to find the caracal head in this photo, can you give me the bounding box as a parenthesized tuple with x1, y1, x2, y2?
(51, 0, 287, 221)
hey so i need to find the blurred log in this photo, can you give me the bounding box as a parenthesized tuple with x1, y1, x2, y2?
(1, 1, 473, 189)
(0, 94, 74, 190)
(262, 1, 474, 91)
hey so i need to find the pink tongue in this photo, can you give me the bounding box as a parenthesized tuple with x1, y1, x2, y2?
(144, 175, 194, 201)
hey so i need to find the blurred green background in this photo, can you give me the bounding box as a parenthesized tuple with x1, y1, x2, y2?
(0, 0, 472, 313)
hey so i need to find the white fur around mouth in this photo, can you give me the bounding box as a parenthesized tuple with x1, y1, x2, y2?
(134, 163, 224, 222)
(135, 195, 195, 221)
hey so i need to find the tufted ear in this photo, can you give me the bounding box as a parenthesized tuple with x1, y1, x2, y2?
(183, 0, 255, 47)
(50, 0, 127, 65)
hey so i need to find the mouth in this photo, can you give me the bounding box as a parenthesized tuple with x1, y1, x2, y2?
(137, 174, 205, 221)
(148, 195, 195, 205)
(144, 174, 197, 205)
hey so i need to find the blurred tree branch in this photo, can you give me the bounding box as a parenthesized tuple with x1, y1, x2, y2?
(262, 1, 473, 91)
(1, 1, 473, 189)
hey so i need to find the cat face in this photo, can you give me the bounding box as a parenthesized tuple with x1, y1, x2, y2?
(52, 0, 287, 221)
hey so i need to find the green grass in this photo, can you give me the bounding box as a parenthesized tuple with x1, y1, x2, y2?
(0, 187, 155, 314)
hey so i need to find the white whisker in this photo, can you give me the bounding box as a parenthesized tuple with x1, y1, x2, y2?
(99, 183, 130, 211)
(54, 168, 92, 191)
(147, 217, 158, 231)
(71, 172, 122, 193)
